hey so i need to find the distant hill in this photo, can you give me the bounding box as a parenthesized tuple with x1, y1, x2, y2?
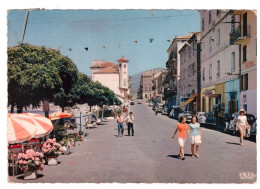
(130, 67, 165, 96)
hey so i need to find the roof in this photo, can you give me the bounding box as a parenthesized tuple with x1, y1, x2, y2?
(117, 57, 129, 63)
(142, 69, 157, 77)
(179, 32, 200, 53)
(90, 60, 118, 69)
(93, 66, 119, 74)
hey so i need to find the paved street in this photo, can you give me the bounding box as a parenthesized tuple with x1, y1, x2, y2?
(9, 100, 256, 183)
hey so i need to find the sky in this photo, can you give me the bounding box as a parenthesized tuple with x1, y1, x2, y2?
(8, 9, 200, 76)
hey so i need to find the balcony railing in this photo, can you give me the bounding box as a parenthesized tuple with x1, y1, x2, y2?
(230, 24, 251, 45)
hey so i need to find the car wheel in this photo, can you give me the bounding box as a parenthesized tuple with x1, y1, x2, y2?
(64, 122, 70, 129)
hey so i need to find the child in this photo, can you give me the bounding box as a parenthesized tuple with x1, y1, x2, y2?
(125, 112, 135, 136)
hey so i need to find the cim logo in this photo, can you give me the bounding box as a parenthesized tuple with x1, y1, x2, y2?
(239, 172, 256, 180)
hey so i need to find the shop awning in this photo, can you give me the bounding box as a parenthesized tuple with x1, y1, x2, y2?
(180, 97, 196, 108)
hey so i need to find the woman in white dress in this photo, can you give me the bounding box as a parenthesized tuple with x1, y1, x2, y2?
(236, 109, 249, 146)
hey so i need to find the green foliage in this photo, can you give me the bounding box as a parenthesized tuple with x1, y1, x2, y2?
(8, 44, 123, 111)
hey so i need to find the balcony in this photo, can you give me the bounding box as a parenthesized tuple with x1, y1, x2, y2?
(230, 24, 251, 45)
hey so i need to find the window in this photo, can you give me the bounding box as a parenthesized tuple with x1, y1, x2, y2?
(209, 64, 212, 80)
(216, 29, 220, 45)
(189, 47, 191, 58)
(243, 45, 247, 62)
(202, 68, 205, 81)
(209, 10, 212, 24)
(231, 52, 236, 70)
(217, 10, 220, 16)
(202, 18, 205, 31)
(241, 73, 248, 91)
(124, 79, 126, 86)
(217, 60, 220, 78)
(209, 37, 212, 52)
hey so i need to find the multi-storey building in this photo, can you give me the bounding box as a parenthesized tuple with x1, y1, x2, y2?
(140, 69, 157, 99)
(229, 10, 257, 117)
(199, 10, 240, 117)
(178, 32, 200, 113)
(152, 69, 168, 102)
(164, 34, 190, 108)
(90, 57, 130, 102)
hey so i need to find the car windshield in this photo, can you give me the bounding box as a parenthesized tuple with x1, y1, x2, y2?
(184, 111, 191, 114)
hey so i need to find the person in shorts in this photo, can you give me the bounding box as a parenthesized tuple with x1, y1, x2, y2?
(172, 116, 190, 160)
(236, 109, 249, 146)
(189, 116, 202, 158)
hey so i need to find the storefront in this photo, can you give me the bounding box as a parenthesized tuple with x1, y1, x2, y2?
(201, 85, 216, 113)
(240, 89, 257, 117)
(225, 79, 240, 114)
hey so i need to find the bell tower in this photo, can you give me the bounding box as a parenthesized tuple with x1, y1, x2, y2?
(117, 56, 129, 89)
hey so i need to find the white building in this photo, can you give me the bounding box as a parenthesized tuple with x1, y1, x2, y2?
(230, 10, 257, 117)
(199, 10, 240, 115)
(90, 57, 130, 102)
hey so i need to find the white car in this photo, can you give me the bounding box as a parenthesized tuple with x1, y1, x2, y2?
(196, 112, 206, 124)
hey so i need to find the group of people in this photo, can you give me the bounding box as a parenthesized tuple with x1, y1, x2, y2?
(116, 111, 135, 137)
(172, 108, 249, 160)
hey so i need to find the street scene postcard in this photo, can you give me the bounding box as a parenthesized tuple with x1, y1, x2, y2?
(5, 3, 257, 185)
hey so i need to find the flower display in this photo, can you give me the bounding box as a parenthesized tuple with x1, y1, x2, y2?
(60, 138, 71, 148)
(17, 149, 45, 172)
(41, 138, 62, 157)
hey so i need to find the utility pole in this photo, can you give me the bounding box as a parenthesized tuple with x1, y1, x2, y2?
(21, 10, 29, 44)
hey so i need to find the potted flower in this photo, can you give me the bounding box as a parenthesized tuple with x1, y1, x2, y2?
(60, 138, 71, 155)
(78, 130, 84, 141)
(41, 138, 62, 165)
(17, 149, 45, 180)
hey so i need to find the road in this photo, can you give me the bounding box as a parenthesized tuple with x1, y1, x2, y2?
(9, 100, 256, 183)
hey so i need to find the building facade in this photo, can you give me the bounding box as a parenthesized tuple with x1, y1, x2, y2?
(199, 10, 240, 117)
(140, 69, 157, 99)
(178, 32, 200, 113)
(90, 57, 130, 102)
(229, 10, 257, 117)
(164, 34, 190, 108)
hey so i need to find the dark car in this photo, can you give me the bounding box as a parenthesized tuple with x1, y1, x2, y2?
(224, 113, 256, 137)
(130, 100, 135, 105)
(178, 111, 192, 123)
(204, 112, 216, 126)
(169, 106, 182, 119)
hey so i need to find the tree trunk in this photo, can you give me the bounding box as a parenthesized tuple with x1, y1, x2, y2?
(90, 106, 92, 111)
(17, 105, 23, 113)
(11, 104, 14, 113)
(62, 106, 64, 112)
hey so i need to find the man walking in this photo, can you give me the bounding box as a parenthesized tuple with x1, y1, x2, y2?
(116, 112, 124, 137)
(125, 112, 135, 136)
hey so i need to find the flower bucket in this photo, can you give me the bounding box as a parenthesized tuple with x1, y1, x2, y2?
(24, 170, 37, 180)
(62, 146, 71, 155)
(47, 156, 58, 166)
(70, 138, 75, 146)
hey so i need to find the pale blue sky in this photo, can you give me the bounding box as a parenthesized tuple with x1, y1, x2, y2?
(8, 9, 200, 76)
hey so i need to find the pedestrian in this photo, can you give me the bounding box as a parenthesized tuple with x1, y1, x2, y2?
(116, 112, 124, 137)
(172, 116, 190, 160)
(189, 116, 202, 158)
(236, 109, 249, 146)
(125, 112, 135, 136)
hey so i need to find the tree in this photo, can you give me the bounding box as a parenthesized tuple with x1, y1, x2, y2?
(8, 44, 64, 112)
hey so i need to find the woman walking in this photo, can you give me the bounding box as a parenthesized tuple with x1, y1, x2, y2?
(172, 116, 190, 160)
(236, 109, 249, 146)
(189, 116, 202, 158)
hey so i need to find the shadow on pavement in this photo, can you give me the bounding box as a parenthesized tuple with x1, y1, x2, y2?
(226, 142, 241, 145)
(16, 173, 44, 180)
(167, 154, 193, 159)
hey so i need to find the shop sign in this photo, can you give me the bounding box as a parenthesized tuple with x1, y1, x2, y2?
(242, 94, 247, 103)
(204, 89, 212, 97)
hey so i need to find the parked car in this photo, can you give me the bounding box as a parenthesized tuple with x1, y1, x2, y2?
(178, 111, 192, 123)
(155, 103, 164, 114)
(204, 112, 216, 126)
(161, 105, 168, 115)
(130, 100, 135, 105)
(169, 106, 182, 119)
(51, 116, 77, 129)
(138, 100, 142, 104)
(196, 112, 206, 126)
